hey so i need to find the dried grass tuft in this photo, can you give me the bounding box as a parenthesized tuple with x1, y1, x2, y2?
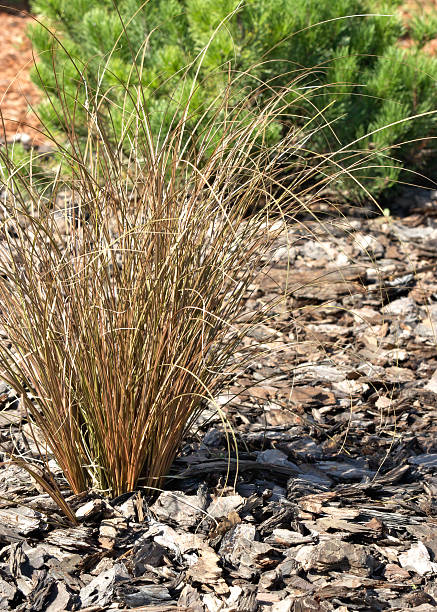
(0, 36, 337, 504)
(0, 14, 426, 515)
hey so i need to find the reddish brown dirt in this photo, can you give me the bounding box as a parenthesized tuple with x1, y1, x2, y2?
(0, 9, 44, 145)
(399, 0, 437, 55)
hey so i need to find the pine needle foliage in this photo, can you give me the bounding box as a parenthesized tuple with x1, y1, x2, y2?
(28, 0, 437, 198)
(409, 13, 437, 47)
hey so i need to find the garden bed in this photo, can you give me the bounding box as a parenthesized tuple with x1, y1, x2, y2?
(0, 188, 436, 610)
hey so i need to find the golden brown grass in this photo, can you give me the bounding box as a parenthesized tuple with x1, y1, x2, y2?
(0, 43, 335, 508)
(0, 10, 430, 520)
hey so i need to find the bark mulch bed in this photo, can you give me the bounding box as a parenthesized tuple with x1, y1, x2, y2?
(1, 3, 437, 611)
(0, 189, 436, 610)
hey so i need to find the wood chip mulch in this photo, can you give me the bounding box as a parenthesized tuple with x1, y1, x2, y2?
(1, 2, 437, 611)
(0, 188, 436, 610)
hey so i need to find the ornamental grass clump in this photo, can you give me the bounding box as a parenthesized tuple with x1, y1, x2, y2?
(2, 7, 434, 519)
(0, 42, 338, 503)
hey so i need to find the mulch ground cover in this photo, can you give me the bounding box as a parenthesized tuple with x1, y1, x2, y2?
(0, 188, 436, 610)
(2, 3, 437, 611)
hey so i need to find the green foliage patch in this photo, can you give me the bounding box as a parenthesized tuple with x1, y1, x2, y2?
(29, 0, 437, 198)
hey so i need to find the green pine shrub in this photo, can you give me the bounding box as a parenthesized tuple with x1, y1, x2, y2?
(28, 0, 437, 198)
(409, 13, 437, 47)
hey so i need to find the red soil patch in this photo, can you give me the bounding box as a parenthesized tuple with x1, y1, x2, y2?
(0, 9, 44, 145)
(399, 0, 437, 55)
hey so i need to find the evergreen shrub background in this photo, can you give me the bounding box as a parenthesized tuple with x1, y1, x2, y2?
(29, 0, 437, 198)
